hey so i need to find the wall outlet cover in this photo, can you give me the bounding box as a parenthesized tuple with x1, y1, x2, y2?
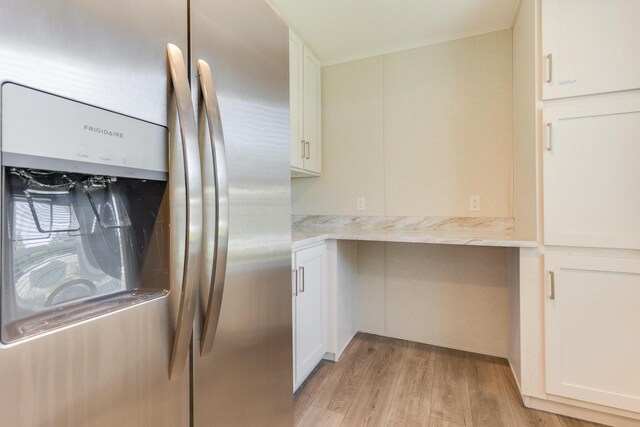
(469, 196, 480, 211)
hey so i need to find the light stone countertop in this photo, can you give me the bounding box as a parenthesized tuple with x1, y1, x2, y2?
(291, 215, 538, 250)
(292, 227, 538, 251)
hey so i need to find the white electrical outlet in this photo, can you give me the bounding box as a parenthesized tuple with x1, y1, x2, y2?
(469, 196, 480, 211)
(356, 197, 366, 211)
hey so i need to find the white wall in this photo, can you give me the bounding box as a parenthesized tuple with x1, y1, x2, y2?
(292, 57, 385, 215)
(292, 29, 514, 218)
(357, 241, 509, 357)
(513, 0, 538, 240)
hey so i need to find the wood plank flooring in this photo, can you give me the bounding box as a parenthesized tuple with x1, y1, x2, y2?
(294, 333, 607, 427)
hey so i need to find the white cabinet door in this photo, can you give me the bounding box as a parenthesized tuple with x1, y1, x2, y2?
(302, 47, 321, 174)
(543, 99, 640, 249)
(289, 31, 304, 170)
(291, 258, 297, 392)
(542, 0, 640, 100)
(545, 254, 640, 413)
(289, 32, 322, 176)
(293, 244, 325, 388)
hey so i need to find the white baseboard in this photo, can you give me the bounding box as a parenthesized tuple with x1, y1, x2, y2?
(507, 359, 522, 394)
(525, 396, 640, 426)
(335, 331, 357, 361)
(323, 331, 358, 363)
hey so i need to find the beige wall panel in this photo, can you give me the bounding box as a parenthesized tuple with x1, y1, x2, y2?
(356, 241, 386, 335)
(383, 243, 508, 357)
(513, 0, 538, 239)
(292, 30, 515, 218)
(292, 57, 385, 215)
(383, 30, 513, 217)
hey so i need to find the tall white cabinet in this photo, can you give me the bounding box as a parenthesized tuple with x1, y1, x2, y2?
(512, 0, 640, 424)
(540, 3, 640, 416)
(289, 30, 321, 177)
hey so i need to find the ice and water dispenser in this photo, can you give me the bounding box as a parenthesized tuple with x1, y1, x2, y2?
(0, 83, 169, 342)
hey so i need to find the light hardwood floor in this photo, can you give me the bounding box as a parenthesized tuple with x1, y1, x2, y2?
(294, 333, 607, 427)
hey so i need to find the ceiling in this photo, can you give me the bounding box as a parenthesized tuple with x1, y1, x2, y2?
(268, 0, 521, 65)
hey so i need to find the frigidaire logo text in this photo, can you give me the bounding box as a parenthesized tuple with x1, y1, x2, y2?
(84, 125, 124, 139)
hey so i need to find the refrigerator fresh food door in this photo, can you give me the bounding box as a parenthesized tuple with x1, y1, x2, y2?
(0, 2, 195, 426)
(190, 0, 293, 425)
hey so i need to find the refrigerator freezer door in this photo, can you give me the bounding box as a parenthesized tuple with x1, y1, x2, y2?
(190, 0, 293, 426)
(0, 2, 191, 426)
(0, 1, 187, 127)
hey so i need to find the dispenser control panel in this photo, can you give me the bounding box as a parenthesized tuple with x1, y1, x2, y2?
(1, 83, 168, 181)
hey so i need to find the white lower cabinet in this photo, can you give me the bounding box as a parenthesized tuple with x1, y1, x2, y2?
(545, 253, 640, 413)
(292, 243, 326, 391)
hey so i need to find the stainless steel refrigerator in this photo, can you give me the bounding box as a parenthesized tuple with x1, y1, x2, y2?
(0, 0, 292, 426)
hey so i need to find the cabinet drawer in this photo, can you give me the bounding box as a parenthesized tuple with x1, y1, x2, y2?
(543, 99, 640, 249)
(544, 254, 640, 412)
(542, 0, 640, 100)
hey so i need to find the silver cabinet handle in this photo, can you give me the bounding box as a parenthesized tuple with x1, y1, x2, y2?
(299, 266, 305, 293)
(292, 269, 298, 296)
(167, 43, 203, 380)
(305, 141, 310, 160)
(197, 59, 230, 357)
(301, 140, 306, 159)
(549, 271, 555, 300)
(545, 123, 553, 151)
(546, 53, 553, 83)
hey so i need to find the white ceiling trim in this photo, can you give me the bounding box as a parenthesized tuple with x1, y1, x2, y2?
(321, 25, 513, 67)
(511, 0, 524, 27)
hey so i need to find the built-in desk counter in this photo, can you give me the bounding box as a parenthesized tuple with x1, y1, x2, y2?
(292, 215, 537, 250)
(290, 216, 539, 392)
(292, 228, 537, 250)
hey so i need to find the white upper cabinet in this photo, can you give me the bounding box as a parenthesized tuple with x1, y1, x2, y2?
(543, 98, 640, 249)
(290, 30, 321, 176)
(302, 48, 321, 174)
(542, 0, 640, 100)
(545, 254, 640, 413)
(289, 33, 304, 170)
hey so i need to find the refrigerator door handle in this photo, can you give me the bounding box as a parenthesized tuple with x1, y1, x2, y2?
(167, 43, 203, 380)
(197, 59, 229, 356)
